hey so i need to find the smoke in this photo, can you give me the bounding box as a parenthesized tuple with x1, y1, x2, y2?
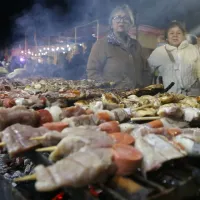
(11, 0, 135, 48)
(12, 0, 101, 47)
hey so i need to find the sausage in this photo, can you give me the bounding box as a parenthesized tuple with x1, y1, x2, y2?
(146, 119, 163, 128)
(109, 132, 135, 145)
(166, 128, 181, 136)
(96, 112, 113, 122)
(85, 109, 94, 115)
(3, 98, 16, 108)
(37, 109, 53, 125)
(99, 121, 120, 133)
(43, 122, 68, 132)
(112, 144, 142, 176)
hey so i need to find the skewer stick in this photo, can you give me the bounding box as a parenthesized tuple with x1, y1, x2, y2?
(30, 136, 46, 141)
(14, 174, 36, 182)
(0, 142, 5, 147)
(132, 104, 153, 111)
(36, 146, 56, 152)
(131, 116, 160, 121)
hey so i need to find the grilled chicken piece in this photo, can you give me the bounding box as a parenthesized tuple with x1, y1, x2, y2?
(133, 131, 185, 172)
(182, 107, 200, 122)
(180, 97, 200, 108)
(39, 126, 101, 146)
(2, 124, 48, 157)
(157, 104, 183, 119)
(131, 108, 157, 117)
(49, 131, 114, 161)
(35, 148, 115, 192)
(60, 106, 86, 119)
(174, 128, 200, 156)
(0, 107, 40, 131)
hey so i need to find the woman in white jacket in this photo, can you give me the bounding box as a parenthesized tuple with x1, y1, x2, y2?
(148, 22, 200, 95)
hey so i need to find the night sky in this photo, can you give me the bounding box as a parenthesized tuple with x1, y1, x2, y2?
(1, 0, 200, 48)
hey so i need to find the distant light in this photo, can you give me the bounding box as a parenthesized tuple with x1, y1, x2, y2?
(25, 53, 27, 55)
(56, 47, 59, 50)
(68, 47, 71, 51)
(20, 57, 25, 62)
(28, 52, 31, 54)
(61, 47, 65, 50)
(63, 52, 65, 54)
(38, 53, 40, 56)
(21, 51, 24, 54)
(67, 44, 69, 47)
(43, 48, 46, 50)
(39, 49, 42, 52)
(35, 54, 37, 56)
(79, 44, 82, 46)
(52, 48, 55, 52)
(47, 48, 50, 50)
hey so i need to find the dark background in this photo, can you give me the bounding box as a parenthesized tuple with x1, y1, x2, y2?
(1, 0, 200, 47)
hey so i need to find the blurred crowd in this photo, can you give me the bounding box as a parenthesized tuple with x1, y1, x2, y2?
(0, 41, 94, 80)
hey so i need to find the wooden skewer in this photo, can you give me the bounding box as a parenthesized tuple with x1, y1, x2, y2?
(36, 146, 57, 152)
(30, 136, 46, 141)
(132, 104, 153, 111)
(0, 142, 5, 147)
(14, 174, 36, 182)
(131, 116, 160, 121)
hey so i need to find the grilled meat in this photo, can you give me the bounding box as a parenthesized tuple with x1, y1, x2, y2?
(1, 124, 49, 157)
(35, 148, 115, 192)
(49, 130, 114, 161)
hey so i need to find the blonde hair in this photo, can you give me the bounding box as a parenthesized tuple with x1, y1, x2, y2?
(109, 5, 135, 26)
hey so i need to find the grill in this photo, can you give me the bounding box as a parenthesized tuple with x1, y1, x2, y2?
(2, 152, 200, 200)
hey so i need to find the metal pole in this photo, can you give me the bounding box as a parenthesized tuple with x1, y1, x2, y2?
(97, 20, 100, 40)
(75, 27, 77, 44)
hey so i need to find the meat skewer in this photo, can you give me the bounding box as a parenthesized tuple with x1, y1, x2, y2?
(131, 116, 160, 121)
(14, 145, 143, 191)
(36, 130, 115, 161)
(0, 124, 49, 157)
(35, 131, 135, 162)
(15, 147, 116, 192)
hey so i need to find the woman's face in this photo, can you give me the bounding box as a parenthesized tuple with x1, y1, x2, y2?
(167, 26, 185, 47)
(112, 11, 131, 34)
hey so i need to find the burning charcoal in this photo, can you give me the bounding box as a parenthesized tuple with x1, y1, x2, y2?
(24, 159, 31, 166)
(24, 164, 34, 175)
(12, 171, 24, 179)
(4, 173, 12, 181)
(192, 168, 200, 185)
(12, 182, 17, 187)
(30, 103, 45, 110)
(15, 157, 24, 166)
(0, 154, 10, 164)
(41, 152, 50, 158)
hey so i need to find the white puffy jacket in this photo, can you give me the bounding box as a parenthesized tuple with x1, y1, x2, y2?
(148, 40, 200, 94)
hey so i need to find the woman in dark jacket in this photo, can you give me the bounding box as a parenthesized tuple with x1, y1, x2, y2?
(87, 5, 147, 89)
